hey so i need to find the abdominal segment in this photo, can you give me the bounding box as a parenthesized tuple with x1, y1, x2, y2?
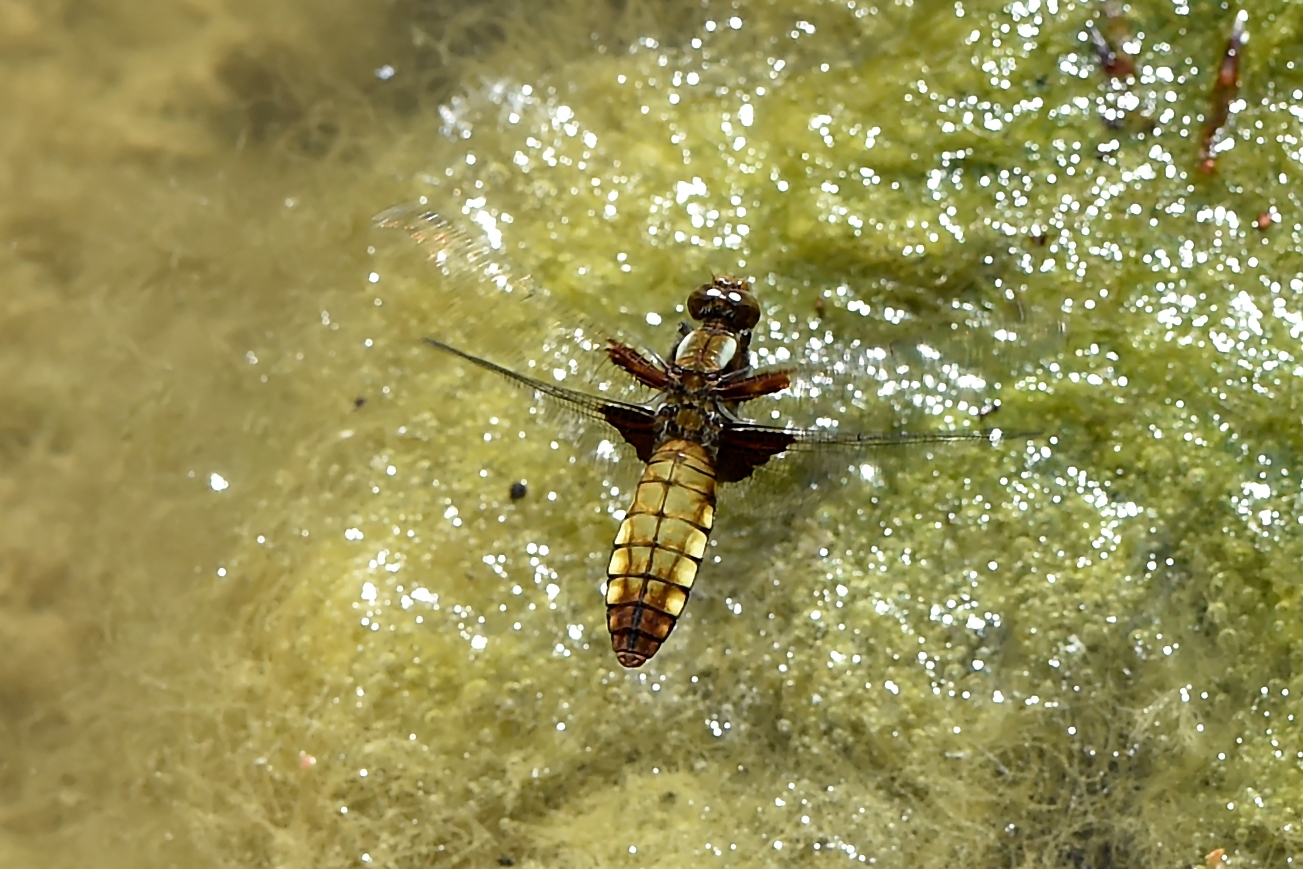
(606, 438, 717, 668)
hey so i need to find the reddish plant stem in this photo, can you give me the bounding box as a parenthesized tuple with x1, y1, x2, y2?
(1197, 10, 1248, 175)
(1088, 21, 1135, 81)
(1088, 2, 1135, 82)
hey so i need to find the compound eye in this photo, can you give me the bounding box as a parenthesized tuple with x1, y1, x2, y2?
(728, 293, 761, 330)
(686, 285, 716, 321)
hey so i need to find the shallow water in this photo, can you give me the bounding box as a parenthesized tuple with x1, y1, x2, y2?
(2, 0, 1301, 867)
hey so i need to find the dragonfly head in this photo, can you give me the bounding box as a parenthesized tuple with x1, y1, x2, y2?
(688, 277, 761, 332)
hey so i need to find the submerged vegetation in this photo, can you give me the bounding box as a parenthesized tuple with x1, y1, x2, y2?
(7, 0, 1302, 867)
(223, 2, 1301, 865)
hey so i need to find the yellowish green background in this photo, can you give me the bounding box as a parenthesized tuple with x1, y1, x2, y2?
(2, 0, 1301, 867)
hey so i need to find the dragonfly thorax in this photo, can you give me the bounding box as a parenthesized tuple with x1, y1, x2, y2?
(673, 326, 742, 373)
(652, 399, 726, 454)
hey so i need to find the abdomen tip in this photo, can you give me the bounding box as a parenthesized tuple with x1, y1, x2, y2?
(615, 651, 648, 668)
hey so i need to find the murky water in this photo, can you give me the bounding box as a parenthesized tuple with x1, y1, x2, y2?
(2, 1, 1301, 867)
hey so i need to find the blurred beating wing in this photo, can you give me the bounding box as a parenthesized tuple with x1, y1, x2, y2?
(375, 204, 661, 393)
(374, 204, 668, 459)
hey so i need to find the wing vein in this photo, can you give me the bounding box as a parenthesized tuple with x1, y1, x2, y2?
(422, 337, 649, 424)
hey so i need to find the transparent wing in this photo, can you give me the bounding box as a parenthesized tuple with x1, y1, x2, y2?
(742, 284, 1063, 437)
(419, 337, 642, 425)
(712, 284, 1061, 514)
(419, 335, 660, 464)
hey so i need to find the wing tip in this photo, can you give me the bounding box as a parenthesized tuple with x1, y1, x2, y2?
(372, 201, 438, 229)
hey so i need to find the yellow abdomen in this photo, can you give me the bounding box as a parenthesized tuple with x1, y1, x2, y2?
(605, 438, 717, 667)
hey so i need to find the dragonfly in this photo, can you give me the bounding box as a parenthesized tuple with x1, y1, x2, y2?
(376, 206, 1042, 668)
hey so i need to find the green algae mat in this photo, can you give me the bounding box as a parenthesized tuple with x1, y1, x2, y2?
(11, 0, 1302, 867)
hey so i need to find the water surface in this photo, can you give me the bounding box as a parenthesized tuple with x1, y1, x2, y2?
(2, 1, 1301, 867)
